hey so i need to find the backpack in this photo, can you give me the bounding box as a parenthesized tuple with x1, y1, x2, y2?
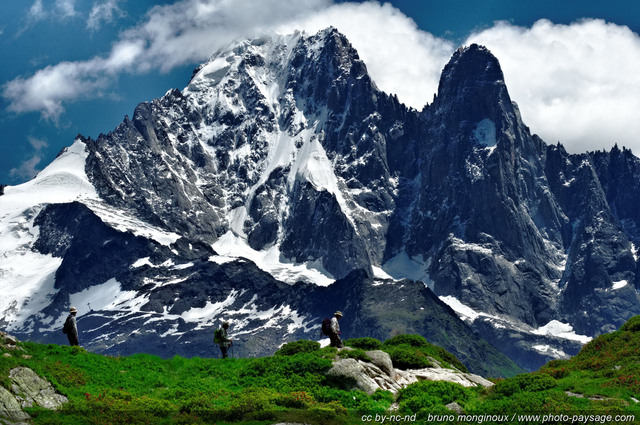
(321, 318, 332, 336)
(213, 328, 224, 344)
(62, 317, 72, 334)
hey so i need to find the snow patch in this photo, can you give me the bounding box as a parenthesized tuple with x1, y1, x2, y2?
(0, 250, 60, 333)
(612, 280, 628, 290)
(212, 231, 335, 286)
(0, 140, 98, 226)
(86, 201, 180, 246)
(181, 290, 240, 324)
(131, 257, 152, 268)
(532, 320, 592, 344)
(382, 251, 432, 287)
(438, 296, 481, 322)
(451, 237, 493, 256)
(532, 344, 567, 359)
(68, 278, 145, 319)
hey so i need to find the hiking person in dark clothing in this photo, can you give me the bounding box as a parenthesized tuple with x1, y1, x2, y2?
(329, 311, 343, 348)
(63, 307, 79, 346)
(214, 321, 233, 358)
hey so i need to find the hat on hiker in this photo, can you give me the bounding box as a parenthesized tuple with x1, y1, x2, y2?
(334, 311, 343, 317)
(222, 321, 230, 327)
(69, 307, 77, 313)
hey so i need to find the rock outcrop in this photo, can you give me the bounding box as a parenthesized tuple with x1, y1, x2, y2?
(325, 349, 493, 395)
(0, 332, 68, 423)
(9, 367, 68, 410)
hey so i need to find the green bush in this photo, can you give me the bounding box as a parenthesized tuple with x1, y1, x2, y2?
(492, 373, 558, 397)
(276, 340, 321, 356)
(381, 335, 467, 372)
(345, 337, 382, 350)
(397, 381, 470, 417)
(384, 345, 432, 369)
(230, 387, 278, 417)
(338, 348, 371, 362)
(45, 361, 88, 387)
(621, 315, 640, 332)
(383, 334, 429, 348)
(276, 390, 316, 408)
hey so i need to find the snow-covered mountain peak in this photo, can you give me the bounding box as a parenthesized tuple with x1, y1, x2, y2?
(3, 28, 640, 372)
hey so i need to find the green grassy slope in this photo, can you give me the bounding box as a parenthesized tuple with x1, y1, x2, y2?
(3, 317, 640, 425)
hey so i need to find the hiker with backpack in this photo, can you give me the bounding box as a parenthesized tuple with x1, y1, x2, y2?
(62, 307, 79, 346)
(321, 311, 343, 348)
(214, 321, 233, 358)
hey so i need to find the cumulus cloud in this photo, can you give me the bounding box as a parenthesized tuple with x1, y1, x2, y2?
(3, 60, 111, 120)
(10, 136, 49, 180)
(87, 0, 123, 31)
(466, 19, 640, 153)
(276, 1, 454, 110)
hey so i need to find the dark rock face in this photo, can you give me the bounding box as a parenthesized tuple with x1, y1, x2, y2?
(5, 30, 640, 373)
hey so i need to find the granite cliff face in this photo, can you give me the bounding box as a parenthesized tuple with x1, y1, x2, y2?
(1, 29, 639, 372)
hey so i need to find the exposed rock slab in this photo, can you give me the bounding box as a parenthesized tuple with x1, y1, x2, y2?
(0, 386, 30, 422)
(326, 349, 493, 395)
(9, 367, 68, 410)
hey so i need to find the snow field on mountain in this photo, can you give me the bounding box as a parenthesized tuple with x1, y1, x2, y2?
(0, 140, 97, 332)
(212, 231, 335, 286)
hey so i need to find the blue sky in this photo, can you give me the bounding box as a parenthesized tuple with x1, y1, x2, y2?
(2, 0, 640, 185)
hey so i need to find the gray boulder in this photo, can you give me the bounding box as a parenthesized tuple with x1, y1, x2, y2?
(326, 358, 379, 394)
(0, 386, 30, 422)
(9, 367, 67, 410)
(365, 350, 395, 378)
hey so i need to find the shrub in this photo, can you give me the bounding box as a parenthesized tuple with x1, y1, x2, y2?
(397, 381, 470, 417)
(45, 361, 88, 387)
(621, 315, 640, 332)
(276, 390, 316, 408)
(383, 334, 429, 348)
(228, 387, 279, 420)
(338, 348, 371, 362)
(345, 337, 382, 350)
(383, 345, 432, 369)
(492, 373, 557, 397)
(381, 335, 467, 372)
(276, 340, 321, 356)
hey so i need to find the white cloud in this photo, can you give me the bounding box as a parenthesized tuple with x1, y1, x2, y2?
(275, 1, 454, 110)
(87, 0, 123, 31)
(10, 136, 49, 180)
(3, 61, 110, 120)
(27, 0, 46, 22)
(466, 19, 640, 153)
(55, 0, 77, 18)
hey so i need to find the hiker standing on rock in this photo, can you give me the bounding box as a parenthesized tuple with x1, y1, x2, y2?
(63, 307, 79, 346)
(214, 321, 233, 358)
(330, 311, 343, 348)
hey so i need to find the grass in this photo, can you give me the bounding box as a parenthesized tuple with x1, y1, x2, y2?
(4, 320, 640, 424)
